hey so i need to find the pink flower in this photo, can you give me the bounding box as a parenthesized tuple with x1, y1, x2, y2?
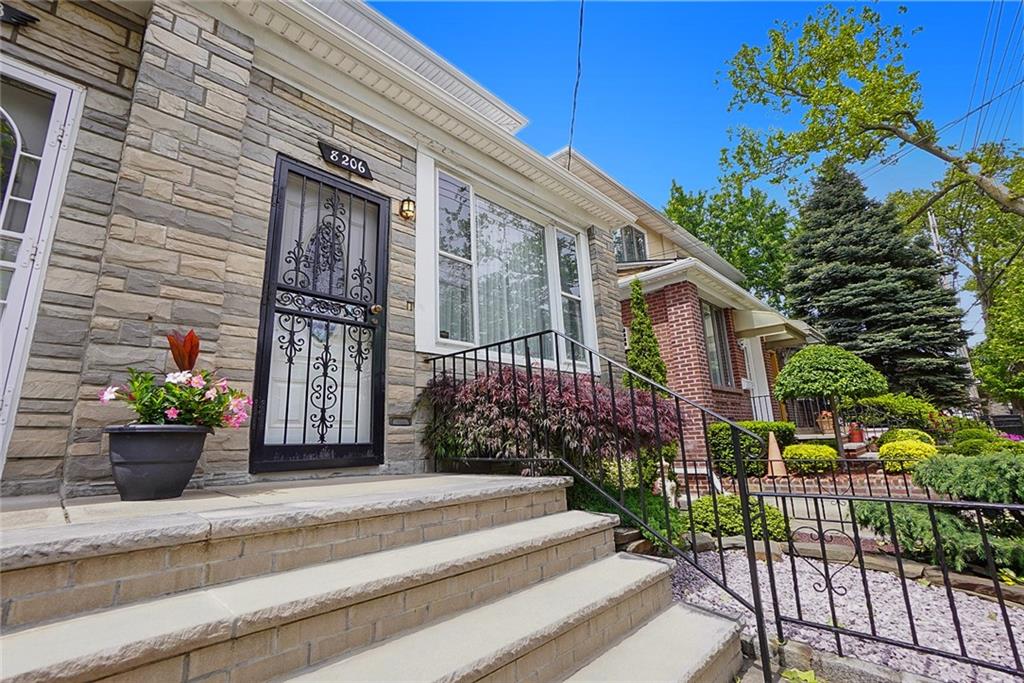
(229, 397, 248, 413)
(188, 374, 206, 389)
(216, 378, 229, 392)
(204, 388, 218, 401)
(224, 410, 248, 428)
(98, 386, 118, 404)
(165, 371, 191, 385)
(165, 407, 180, 420)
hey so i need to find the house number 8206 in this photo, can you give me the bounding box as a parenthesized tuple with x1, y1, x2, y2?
(317, 141, 374, 180)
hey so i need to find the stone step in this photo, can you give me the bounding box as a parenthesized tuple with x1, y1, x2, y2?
(1, 475, 570, 630)
(563, 602, 743, 683)
(0, 510, 615, 683)
(283, 553, 674, 683)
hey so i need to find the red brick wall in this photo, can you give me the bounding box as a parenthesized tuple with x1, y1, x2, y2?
(621, 281, 754, 457)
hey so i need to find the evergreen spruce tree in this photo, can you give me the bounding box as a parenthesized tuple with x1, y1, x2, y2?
(786, 164, 969, 407)
(625, 279, 668, 386)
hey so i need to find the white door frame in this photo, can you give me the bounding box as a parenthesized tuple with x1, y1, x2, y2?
(0, 56, 84, 472)
(742, 336, 774, 421)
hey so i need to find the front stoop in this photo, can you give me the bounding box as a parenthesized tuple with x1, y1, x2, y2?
(0, 475, 744, 682)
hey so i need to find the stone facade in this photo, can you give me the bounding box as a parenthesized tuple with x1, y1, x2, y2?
(621, 280, 754, 457)
(2, 1, 625, 495)
(2, 1, 146, 494)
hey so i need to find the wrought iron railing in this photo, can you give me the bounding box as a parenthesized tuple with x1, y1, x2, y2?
(425, 330, 1024, 681)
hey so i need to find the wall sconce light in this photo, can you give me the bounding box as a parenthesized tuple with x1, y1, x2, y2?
(399, 198, 416, 220)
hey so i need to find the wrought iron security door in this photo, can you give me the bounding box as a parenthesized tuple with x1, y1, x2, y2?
(251, 156, 388, 472)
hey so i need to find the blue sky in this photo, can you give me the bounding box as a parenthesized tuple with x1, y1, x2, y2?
(371, 1, 1022, 340)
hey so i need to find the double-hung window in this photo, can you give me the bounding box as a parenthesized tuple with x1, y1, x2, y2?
(613, 225, 647, 263)
(701, 300, 733, 387)
(436, 170, 590, 357)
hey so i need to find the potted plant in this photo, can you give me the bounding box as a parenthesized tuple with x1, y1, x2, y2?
(99, 330, 250, 501)
(816, 410, 835, 435)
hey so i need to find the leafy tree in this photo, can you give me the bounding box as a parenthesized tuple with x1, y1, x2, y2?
(665, 182, 792, 309)
(722, 5, 1024, 218)
(973, 261, 1024, 410)
(888, 147, 1024, 321)
(773, 344, 888, 402)
(787, 165, 970, 406)
(625, 279, 667, 387)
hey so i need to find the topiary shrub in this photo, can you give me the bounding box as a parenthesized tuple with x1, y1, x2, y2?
(951, 428, 998, 443)
(878, 439, 938, 473)
(707, 421, 796, 477)
(876, 428, 935, 447)
(774, 345, 888, 402)
(782, 444, 839, 475)
(953, 438, 996, 457)
(688, 494, 787, 541)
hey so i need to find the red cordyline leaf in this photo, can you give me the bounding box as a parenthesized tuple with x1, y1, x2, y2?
(167, 329, 200, 371)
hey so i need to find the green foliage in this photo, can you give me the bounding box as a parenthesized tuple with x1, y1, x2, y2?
(773, 344, 887, 401)
(973, 260, 1024, 409)
(781, 670, 824, 683)
(854, 500, 1024, 573)
(913, 453, 1024, 505)
(101, 369, 249, 429)
(707, 421, 796, 477)
(951, 428, 998, 443)
(664, 182, 792, 310)
(953, 438, 996, 457)
(785, 166, 969, 406)
(721, 4, 1024, 220)
(688, 494, 787, 542)
(845, 392, 939, 431)
(782, 444, 838, 475)
(878, 439, 937, 474)
(601, 446, 679, 490)
(568, 482, 686, 550)
(625, 278, 667, 388)
(876, 428, 934, 447)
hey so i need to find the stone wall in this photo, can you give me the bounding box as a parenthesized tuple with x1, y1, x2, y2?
(2, 1, 146, 495)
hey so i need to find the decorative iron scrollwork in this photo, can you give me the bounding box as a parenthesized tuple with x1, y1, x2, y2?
(276, 314, 308, 366)
(350, 258, 374, 302)
(309, 327, 339, 443)
(347, 325, 373, 373)
(788, 526, 857, 595)
(276, 290, 365, 323)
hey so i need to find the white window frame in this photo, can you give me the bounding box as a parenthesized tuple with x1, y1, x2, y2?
(700, 300, 734, 388)
(0, 57, 84, 469)
(414, 152, 599, 362)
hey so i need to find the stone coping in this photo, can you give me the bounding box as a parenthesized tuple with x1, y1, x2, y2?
(0, 475, 572, 571)
(0, 510, 615, 682)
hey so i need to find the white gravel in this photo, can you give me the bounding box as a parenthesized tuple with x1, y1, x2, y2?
(672, 550, 1024, 682)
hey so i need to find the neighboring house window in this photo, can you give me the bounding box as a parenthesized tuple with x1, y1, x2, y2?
(613, 225, 647, 263)
(701, 301, 733, 386)
(437, 170, 589, 355)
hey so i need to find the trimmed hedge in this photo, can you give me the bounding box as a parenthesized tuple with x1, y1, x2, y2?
(951, 428, 999, 443)
(878, 439, 938, 474)
(876, 428, 935, 447)
(782, 444, 839, 475)
(846, 392, 937, 430)
(952, 437, 1024, 457)
(688, 494, 787, 541)
(708, 421, 796, 477)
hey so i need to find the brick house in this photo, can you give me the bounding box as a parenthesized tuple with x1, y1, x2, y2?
(551, 151, 819, 451)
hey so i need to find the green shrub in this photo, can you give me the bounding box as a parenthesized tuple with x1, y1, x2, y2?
(688, 494, 787, 541)
(846, 392, 938, 430)
(601, 444, 678, 489)
(568, 481, 686, 549)
(708, 421, 796, 477)
(951, 428, 998, 443)
(876, 428, 935, 447)
(878, 439, 938, 473)
(913, 453, 1024, 505)
(953, 438, 995, 457)
(782, 444, 839, 475)
(774, 345, 888, 401)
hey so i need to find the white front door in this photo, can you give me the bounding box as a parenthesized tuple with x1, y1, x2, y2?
(0, 58, 81, 466)
(741, 337, 774, 421)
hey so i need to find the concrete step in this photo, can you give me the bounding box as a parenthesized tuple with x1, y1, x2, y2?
(0, 475, 570, 630)
(283, 553, 674, 683)
(563, 602, 743, 683)
(0, 510, 615, 683)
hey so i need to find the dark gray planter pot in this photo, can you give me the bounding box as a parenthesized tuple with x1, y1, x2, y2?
(104, 424, 211, 501)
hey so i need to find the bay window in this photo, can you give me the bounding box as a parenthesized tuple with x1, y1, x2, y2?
(435, 170, 592, 356)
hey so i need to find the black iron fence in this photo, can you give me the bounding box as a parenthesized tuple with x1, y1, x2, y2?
(426, 330, 1024, 682)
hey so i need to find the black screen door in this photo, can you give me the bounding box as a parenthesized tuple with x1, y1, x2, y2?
(250, 156, 389, 472)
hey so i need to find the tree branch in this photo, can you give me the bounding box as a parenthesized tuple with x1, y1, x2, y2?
(903, 180, 969, 226)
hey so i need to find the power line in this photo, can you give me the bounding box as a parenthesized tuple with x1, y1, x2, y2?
(960, 0, 997, 150)
(980, 0, 1023, 145)
(972, 0, 1005, 148)
(565, 0, 585, 174)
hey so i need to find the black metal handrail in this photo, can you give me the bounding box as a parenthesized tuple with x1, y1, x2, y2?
(427, 329, 775, 679)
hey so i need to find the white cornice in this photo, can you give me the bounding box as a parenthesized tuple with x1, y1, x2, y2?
(215, 1, 635, 228)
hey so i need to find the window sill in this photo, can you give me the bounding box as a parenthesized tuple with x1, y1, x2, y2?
(711, 384, 745, 395)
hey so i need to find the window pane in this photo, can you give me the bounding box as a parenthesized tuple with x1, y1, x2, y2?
(562, 296, 586, 360)
(702, 301, 724, 386)
(613, 228, 625, 262)
(633, 227, 647, 261)
(438, 172, 471, 259)
(439, 256, 473, 341)
(714, 309, 733, 385)
(475, 196, 551, 349)
(556, 232, 580, 296)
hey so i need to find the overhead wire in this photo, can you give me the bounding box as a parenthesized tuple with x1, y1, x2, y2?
(564, 0, 585, 174)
